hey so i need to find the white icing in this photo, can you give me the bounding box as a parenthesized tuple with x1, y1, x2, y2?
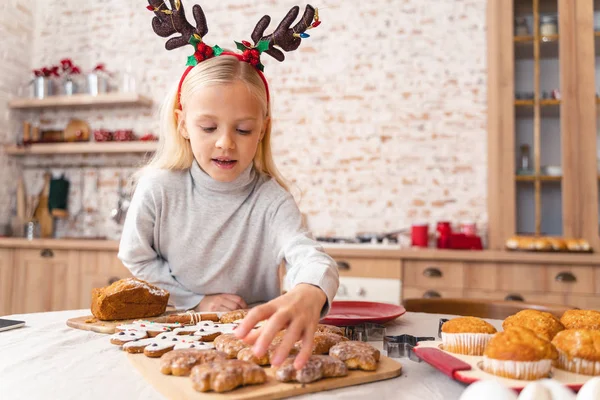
(193, 323, 238, 337)
(122, 333, 177, 350)
(174, 340, 215, 350)
(111, 329, 148, 342)
(172, 321, 215, 335)
(116, 321, 175, 332)
(120, 278, 168, 297)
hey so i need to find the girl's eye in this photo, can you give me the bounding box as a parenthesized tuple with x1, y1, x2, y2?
(237, 129, 252, 135)
(201, 127, 216, 133)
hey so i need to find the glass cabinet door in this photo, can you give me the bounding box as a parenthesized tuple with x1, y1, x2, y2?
(514, 0, 563, 236)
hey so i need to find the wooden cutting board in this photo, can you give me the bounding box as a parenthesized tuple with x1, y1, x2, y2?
(66, 310, 219, 334)
(128, 353, 402, 400)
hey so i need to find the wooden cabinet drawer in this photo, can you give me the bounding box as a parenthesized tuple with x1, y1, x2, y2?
(465, 263, 499, 291)
(333, 257, 401, 279)
(403, 261, 465, 289)
(402, 286, 463, 300)
(464, 290, 568, 305)
(565, 295, 600, 310)
(497, 263, 547, 292)
(546, 266, 596, 295)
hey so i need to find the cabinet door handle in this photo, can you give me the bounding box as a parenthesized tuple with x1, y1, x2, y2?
(40, 249, 54, 258)
(357, 288, 366, 297)
(337, 261, 350, 271)
(423, 290, 441, 298)
(505, 293, 525, 302)
(555, 272, 576, 283)
(423, 267, 442, 278)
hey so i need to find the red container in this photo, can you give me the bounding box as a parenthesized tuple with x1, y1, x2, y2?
(436, 221, 452, 249)
(460, 221, 477, 236)
(411, 224, 429, 247)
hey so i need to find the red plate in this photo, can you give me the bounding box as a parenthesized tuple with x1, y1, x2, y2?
(320, 301, 406, 326)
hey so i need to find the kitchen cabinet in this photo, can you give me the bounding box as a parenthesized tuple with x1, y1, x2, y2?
(11, 248, 80, 314)
(78, 250, 131, 309)
(488, 0, 599, 250)
(0, 248, 15, 316)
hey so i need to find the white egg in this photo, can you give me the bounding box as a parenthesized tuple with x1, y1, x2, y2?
(577, 377, 600, 400)
(460, 380, 518, 400)
(519, 379, 575, 400)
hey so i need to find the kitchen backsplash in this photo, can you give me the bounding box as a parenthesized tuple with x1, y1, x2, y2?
(0, 0, 488, 239)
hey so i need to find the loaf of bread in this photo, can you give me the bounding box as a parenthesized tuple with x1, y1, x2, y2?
(91, 277, 169, 321)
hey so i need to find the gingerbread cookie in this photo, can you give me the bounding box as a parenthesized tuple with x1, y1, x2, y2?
(309, 331, 349, 354)
(164, 311, 219, 324)
(194, 323, 238, 342)
(316, 324, 345, 337)
(275, 355, 348, 383)
(219, 309, 248, 323)
(190, 359, 267, 393)
(110, 329, 148, 345)
(115, 321, 178, 337)
(329, 341, 380, 371)
(172, 321, 216, 335)
(214, 333, 249, 359)
(236, 347, 270, 366)
(160, 349, 227, 376)
(174, 340, 215, 351)
(122, 333, 176, 353)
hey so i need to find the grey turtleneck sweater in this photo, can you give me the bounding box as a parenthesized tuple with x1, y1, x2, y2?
(118, 161, 339, 314)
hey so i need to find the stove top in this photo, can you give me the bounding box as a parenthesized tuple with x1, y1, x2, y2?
(316, 236, 399, 245)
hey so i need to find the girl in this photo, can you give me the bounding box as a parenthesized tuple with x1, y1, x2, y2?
(119, 2, 337, 370)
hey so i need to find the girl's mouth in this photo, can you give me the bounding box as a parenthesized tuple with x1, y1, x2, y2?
(212, 158, 237, 170)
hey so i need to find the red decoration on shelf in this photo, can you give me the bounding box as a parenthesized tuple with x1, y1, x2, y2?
(140, 133, 158, 141)
(93, 129, 112, 142)
(113, 130, 136, 141)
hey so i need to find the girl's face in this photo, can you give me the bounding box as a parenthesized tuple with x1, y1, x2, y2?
(177, 80, 268, 182)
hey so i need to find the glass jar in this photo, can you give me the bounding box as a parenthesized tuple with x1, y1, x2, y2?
(519, 144, 531, 174)
(515, 16, 529, 36)
(540, 15, 558, 36)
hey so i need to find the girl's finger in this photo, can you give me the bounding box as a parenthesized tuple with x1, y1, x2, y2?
(294, 326, 315, 370)
(270, 322, 302, 367)
(235, 303, 276, 339)
(239, 325, 262, 345)
(218, 298, 244, 311)
(252, 310, 291, 357)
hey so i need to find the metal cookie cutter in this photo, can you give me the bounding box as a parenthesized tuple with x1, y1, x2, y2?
(343, 323, 386, 342)
(384, 334, 436, 362)
(438, 318, 450, 339)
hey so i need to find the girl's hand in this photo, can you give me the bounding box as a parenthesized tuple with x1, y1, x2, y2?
(233, 283, 327, 370)
(195, 294, 247, 312)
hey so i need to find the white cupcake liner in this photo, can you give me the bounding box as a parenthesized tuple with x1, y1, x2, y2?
(441, 332, 494, 356)
(557, 350, 600, 376)
(482, 356, 552, 380)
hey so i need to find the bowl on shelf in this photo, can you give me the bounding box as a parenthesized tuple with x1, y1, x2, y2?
(543, 165, 562, 176)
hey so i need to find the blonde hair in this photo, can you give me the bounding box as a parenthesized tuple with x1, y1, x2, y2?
(140, 55, 289, 192)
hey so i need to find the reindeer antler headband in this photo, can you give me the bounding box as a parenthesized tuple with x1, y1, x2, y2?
(147, 0, 321, 109)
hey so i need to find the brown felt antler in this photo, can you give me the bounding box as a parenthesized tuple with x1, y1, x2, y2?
(148, 0, 209, 50)
(251, 5, 316, 62)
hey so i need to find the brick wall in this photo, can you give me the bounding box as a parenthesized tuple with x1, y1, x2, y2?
(1, 0, 488, 239)
(0, 0, 35, 233)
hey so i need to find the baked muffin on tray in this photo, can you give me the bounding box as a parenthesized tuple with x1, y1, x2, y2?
(503, 309, 564, 341)
(482, 326, 558, 380)
(441, 316, 497, 356)
(560, 310, 600, 331)
(552, 329, 600, 376)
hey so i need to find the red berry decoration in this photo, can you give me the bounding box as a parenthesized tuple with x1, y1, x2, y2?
(93, 129, 112, 142)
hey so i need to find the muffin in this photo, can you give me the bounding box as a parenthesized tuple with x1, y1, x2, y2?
(547, 237, 567, 252)
(483, 326, 558, 380)
(503, 309, 565, 341)
(560, 310, 600, 330)
(552, 329, 600, 376)
(533, 238, 552, 251)
(441, 316, 497, 355)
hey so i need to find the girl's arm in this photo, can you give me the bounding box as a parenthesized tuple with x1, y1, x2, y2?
(235, 192, 339, 369)
(117, 175, 204, 311)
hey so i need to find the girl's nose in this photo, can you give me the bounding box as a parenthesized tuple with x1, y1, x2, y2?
(215, 130, 235, 150)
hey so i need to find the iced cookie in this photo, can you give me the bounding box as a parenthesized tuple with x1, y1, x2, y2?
(194, 323, 238, 341)
(110, 329, 148, 345)
(160, 349, 227, 376)
(329, 341, 380, 371)
(275, 355, 348, 383)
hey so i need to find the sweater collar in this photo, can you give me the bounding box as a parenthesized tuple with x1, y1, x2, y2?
(190, 159, 257, 194)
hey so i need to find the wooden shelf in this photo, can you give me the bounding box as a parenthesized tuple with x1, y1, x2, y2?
(515, 99, 560, 118)
(515, 32, 600, 59)
(515, 175, 562, 182)
(8, 93, 152, 109)
(3, 141, 158, 155)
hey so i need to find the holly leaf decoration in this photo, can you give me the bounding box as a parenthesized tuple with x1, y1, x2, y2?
(186, 55, 198, 67)
(213, 45, 224, 56)
(256, 40, 270, 53)
(256, 63, 265, 72)
(235, 41, 247, 52)
(189, 34, 201, 49)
